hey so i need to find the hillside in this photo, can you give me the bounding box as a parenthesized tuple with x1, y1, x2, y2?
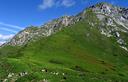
(0, 2, 128, 82)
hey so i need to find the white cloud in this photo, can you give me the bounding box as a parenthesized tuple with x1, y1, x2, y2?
(0, 22, 23, 45)
(0, 27, 18, 33)
(39, 0, 55, 10)
(61, 0, 75, 7)
(39, 0, 76, 10)
(0, 34, 14, 45)
(0, 22, 24, 34)
(0, 41, 6, 45)
(0, 34, 14, 41)
(0, 22, 24, 30)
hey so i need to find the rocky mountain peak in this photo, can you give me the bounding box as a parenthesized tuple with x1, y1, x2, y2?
(4, 15, 75, 46)
(88, 2, 128, 51)
(2, 2, 128, 52)
(96, 2, 113, 7)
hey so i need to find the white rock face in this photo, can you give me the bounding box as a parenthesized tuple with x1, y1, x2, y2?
(3, 79, 8, 82)
(116, 32, 120, 37)
(91, 3, 128, 51)
(93, 3, 128, 32)
(117, 39, 124, 45)
(120, 46, 128, 51)
(101, 29, 112, 37)
(4, 15, 80, 46)
(3, 2, 128, 52)
(8, 73, 14, 78)
(97, 14, 105, 21)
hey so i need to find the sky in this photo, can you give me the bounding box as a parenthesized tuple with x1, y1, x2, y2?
(0, 0, 128, 45)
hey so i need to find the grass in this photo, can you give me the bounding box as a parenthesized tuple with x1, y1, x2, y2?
(0, 9, 128, 82)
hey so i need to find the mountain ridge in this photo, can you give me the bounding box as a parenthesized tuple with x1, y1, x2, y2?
(1, 2, 128, 82)
(3, 2, 128, 52)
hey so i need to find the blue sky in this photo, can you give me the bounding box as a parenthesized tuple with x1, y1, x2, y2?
(0, 0, 128, 44)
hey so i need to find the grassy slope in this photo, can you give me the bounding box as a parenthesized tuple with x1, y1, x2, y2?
(0, 10, 128, 82)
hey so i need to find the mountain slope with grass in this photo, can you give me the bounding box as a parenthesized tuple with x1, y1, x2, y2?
(0, 2, 128, 82)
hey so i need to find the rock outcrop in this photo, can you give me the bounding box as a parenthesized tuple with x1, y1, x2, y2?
(3, 2, 128, 51)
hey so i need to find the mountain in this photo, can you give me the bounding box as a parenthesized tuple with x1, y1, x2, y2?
(4, 3, 128, 52)
(0, 2, 128, 82)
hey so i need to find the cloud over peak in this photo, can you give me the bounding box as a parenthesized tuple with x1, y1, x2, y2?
(61, 0, 75, 7)
(0, 34, 14, 41)
(39, 0, 54, 10)
(39, 0, 76, 10)
(0, 34, 14, 45)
